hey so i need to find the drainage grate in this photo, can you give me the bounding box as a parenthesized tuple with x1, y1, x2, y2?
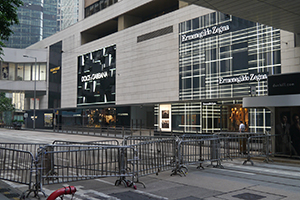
(232, 192, 266, 200)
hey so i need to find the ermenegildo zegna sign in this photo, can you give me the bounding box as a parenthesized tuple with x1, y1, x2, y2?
(268, 73, 300, 96)
(218, 73, 268, 85)
(181, 23, 230, 43)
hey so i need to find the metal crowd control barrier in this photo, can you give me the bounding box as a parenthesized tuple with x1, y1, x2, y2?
(242, 134, 273, 165)
(55, 126, 134, 138)
(123, 135, 175, 146)
(0, 141, 137, 198)
(0, 132, 277, 198)
(0, 143, 50, 198)
(181, 134, 217, 140)
(129, 139, 176, 184)
(175, 138, 222, 174)
(0, 143, 48, 157)
(35, 145, 137, 193)
(0, 147, 34, 196)
(216, 132, 272, 165)
(52, 139, 120, 146)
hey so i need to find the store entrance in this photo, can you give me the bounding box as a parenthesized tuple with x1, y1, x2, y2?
(221, 104, 249, 132)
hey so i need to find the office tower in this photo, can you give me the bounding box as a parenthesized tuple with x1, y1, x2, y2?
(4, 0, 58, 48)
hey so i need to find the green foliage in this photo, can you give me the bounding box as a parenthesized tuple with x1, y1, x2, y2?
(0, 0, 23, 59)
(0, 92, 15, 113)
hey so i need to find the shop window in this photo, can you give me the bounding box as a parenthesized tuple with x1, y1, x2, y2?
(228, 105, 248, 132)
(44, 113, 53, 127)
(87, 108, 116, 127)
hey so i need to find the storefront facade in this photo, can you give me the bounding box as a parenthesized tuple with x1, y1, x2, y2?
(23, 2, 299, 157)
(156, 12, 280, 134)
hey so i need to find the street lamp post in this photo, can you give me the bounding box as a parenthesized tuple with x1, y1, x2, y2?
(23, 54, 37, 130)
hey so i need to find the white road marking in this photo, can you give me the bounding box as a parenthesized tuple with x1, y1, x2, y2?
(95, 178, 115, 185)
(210, 168, 256, 175)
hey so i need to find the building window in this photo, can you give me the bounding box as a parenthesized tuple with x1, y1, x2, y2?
(17, 64, 24, 81)
(84, 0, 118, 18)
(0, 62, 47, 81)
(24, 64, 31, 81)
(1, 62, 9, 80)
(40, 64, 46, 80)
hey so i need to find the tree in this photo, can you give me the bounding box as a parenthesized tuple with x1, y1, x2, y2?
(0, 92, 15, 122)
(0, 0, 23, 59)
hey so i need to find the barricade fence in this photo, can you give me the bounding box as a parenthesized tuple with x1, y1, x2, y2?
(36, 145, 136, 185)
(123, 136, 176, 146)
(54, 126, 152, 138)
(216, 132, 268, 161)
(0, 132, 277, 198)
(177, 138, 222, 171)
(52, 140, 120, 146)
(0, 147, 34, 195)
(130, 139, 176, 178)
(0, 143, 48, 158)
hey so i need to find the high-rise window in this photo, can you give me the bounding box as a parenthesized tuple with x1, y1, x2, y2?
(5, 0, 58, 48)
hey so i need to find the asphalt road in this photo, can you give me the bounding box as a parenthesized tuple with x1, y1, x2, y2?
(1, 128, 300, 200)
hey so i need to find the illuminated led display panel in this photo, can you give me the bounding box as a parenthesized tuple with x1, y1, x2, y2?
(77, 44, 116, 106)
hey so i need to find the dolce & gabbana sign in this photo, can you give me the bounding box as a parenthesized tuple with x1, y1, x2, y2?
(81, 71, 108, 82)
(218, 73, 268, 85)
(181, 23, 230, 43)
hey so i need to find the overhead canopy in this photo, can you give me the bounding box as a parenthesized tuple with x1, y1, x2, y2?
(182, 0, 300, 34)
(243, 94, 300, 108)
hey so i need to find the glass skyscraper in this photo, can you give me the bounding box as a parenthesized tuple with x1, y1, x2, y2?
(57, 0, 79, 31)
(5, 0, 58, 49)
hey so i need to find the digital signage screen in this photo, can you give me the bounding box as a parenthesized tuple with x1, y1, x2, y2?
(77, 44, 116, 106)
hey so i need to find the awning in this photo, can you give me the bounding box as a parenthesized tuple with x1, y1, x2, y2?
(243, 94, 300, 108)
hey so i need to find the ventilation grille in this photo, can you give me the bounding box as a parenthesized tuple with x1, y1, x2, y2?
(137, 26, 173, 43)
